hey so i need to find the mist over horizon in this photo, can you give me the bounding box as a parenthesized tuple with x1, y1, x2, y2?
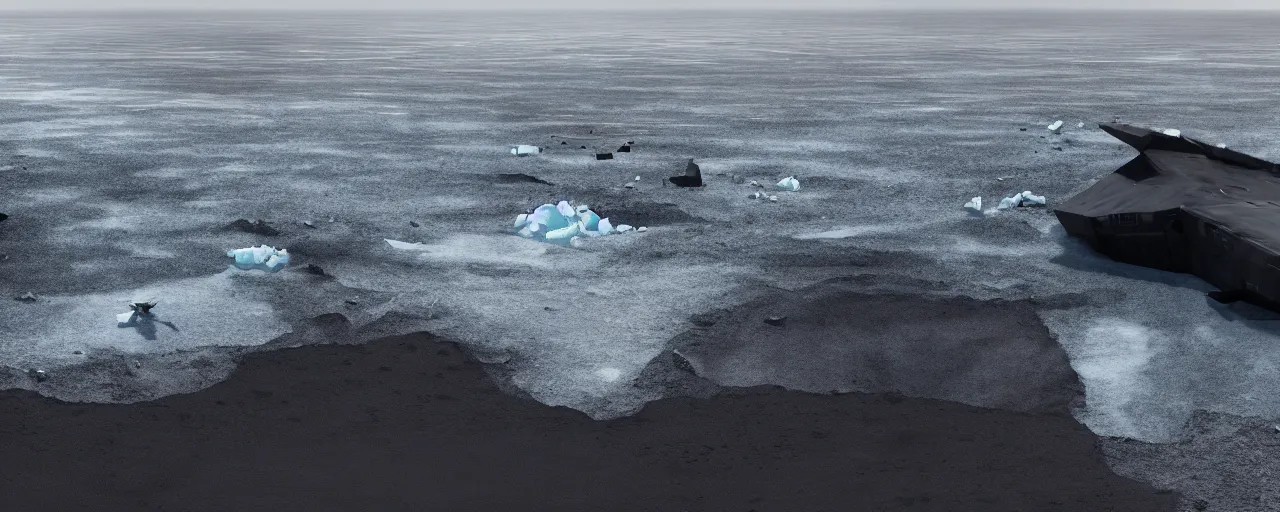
(2, 0, 1278, 11)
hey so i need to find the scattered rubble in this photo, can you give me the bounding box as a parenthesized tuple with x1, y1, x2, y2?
(227, 219, 280, 236)
(669, 159, 703, 188)
(510, 145, 542, 156)
(226, 245, 290, 272)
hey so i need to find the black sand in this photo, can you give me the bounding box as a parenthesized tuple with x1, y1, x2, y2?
(1, 330, 1176, 511)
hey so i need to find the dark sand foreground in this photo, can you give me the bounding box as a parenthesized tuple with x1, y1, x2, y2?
(1, 331, 1175, 512)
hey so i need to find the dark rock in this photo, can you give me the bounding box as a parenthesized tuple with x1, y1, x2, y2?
(580, 145, 587, 149)
(409, 221, 420, 228)
(764, 316, 787, 326)
(305, 264, 326, 276)
(560, 141, 567, 145)
(1019, 128, 1027, 131)
(0, 212, 7, 222)
(617, 144, 631, 153)
(129, 302, 157, 314)
(227, 219, 280, 236)
(72, 350, 83, 355)
(668, 159, 704, 188)
(627, 140, 635, 145)
(596, 153, 613, 161)
(1053, 146, 1063, 151)
(492, 173, 553, 186)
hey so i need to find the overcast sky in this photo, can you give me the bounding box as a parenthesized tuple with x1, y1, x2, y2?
(1, 0, 1276, 10)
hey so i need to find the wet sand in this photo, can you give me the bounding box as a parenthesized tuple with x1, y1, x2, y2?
(1, 330, 1176, 512)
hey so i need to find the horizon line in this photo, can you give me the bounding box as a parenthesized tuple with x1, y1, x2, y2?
(2, 7, 1280, 12)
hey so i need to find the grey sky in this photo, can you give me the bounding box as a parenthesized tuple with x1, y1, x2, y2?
(1, 0, 1276, 9)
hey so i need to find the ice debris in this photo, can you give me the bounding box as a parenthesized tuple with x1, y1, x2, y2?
(964, 197, 983, 214)
(1076, 122, 1085, 128)
(385, 239, 429, 251)
(1216, 143, 1228, 149)
(510, 145, 542, 156)
(776, 176, 800, 191)
(1162, 128, 1182, 137)
(226, 245, 290, 272)
(996, 191, 1047, 210)
(1047, 120, 1064, 132)
(513, 200, 640, 245)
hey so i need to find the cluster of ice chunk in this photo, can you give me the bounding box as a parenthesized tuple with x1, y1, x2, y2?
(226, 245, 290, 272)
(997, 191, 1047, 210)
(513, 200, 641, 246)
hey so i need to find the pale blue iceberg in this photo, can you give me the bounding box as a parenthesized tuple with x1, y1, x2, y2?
(227, 245, 290, 272)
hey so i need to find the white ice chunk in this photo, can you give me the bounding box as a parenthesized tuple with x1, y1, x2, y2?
(775, 176, 800, 192)
(116, 311, 136, 326)
(385, 239, 430, 251)
(513, 213, 529, 229)
(964, 196, 983, 214)
(556, 200, 575, 218)
(1021, 193, 1047, 206)
(1216, 143, 1228, 149)
(616, 224, 634, 233)
(226, 245, 290, 272)
(544, 222, 580, 243)
(637, 226, 648, 232)
(1047, 120, 1063, 132)
(768, 195, 778, 202)
(1076, 122, 1085, 128)
(1161, 128, 1181, 137)
(511, 145, 542, 156)
(634, 176, 641, 181)
(597, 218, 614, 235)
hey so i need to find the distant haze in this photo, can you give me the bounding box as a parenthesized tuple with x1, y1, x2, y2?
(1, 0, 1278, 10)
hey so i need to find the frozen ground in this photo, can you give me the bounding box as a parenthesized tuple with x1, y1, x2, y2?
(3, 10, 1280, 508)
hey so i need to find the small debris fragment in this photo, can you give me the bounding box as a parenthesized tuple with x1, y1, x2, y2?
(1047, 120, 1064, 132)
(624, 182, 635, 189)
(73, 350, 83, 355)
(637, 226, 648, 232)
(129, 301, 157, 314)
(595, 152, 613, 160)
(617, 144, 631, 153)
(764, 316, 787, 327)
(301, 220, 316, 229)
(749, 180, 762, 188)
(328, 216, 336, 223)
(731, 175, 745, 184)
(776, 176, 800, 191)
(28, 369, 47, 382)
(1019, 127, 1027, 131)
(634, 175, 641, 181)
(768, 195, 778, 202)
(14, 292, 37, 302)
(344, 299, 359, 306)
(964, 197, 983, 215)
(1161, 128, 1182, 137)
(1076, 122, 1085, 128)
(409, 220, 420, 227)
(134, 361, 142, 369)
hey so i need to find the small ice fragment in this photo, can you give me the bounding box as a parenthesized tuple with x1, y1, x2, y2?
(997, 193, 1023, 210)
(634, 176, 641, 181)
(116, 311, 136, 326)
(597, 218, 614, 235)
(1216, 143, 1228, 149)
(1020, 192, 1047, 206)
(1161, 128, 1181, 137)
(637, 226, 648, 232)
(624, 182, 635, 189)
(385, 239, 430, 251)
(1047, 120, 1063, 132)
(578, 209, 601, 231)
(749, 180, 760, 187)
(569, 236, 585, 248)
(964, 196, 983, 214)
(768, 195, 778, 202)
(776, 176, 800, 191)
(1076, 122, 1085, 128)
(513, 213, 529, 229)
(511, 145, 542, 156)
(616, 224, 634, 233)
